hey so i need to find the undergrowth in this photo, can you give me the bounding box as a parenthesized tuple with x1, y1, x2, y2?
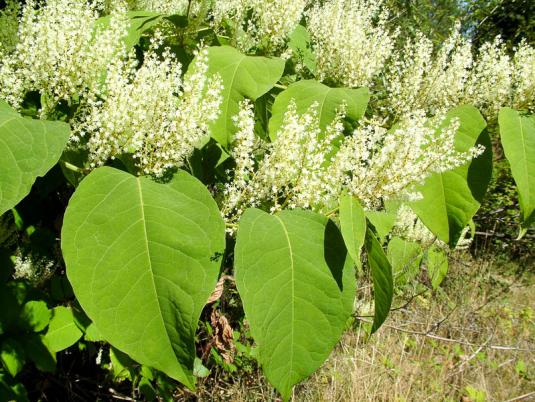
(190, 255, 534, 402)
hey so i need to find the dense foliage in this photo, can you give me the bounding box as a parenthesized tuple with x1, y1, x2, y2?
(0, 0, 533, 400)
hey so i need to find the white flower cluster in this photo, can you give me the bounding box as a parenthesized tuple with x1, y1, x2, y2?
(0, 0, 20, 54)
(224, 102, 483, 226)
(212, 0, 309, 52)
(386, 26, 472, 117)
(306, 0, 397, 88)
(329, 112, 484, 208)
(385, 26, 535, 120)
(74, 40, 223, 176)
(223, 100, 345, 222)
(12, 252, 55, 285)
(0, 0, 129, 112)
(393, 204, 473, 250)
(124, 0, 190, 14)
(115, 0, 209, 17)
(223, 99, 258, 218)
(463, 37, 513, 120)
(512, 40, 535, 112)
(392, 204, 436, 245)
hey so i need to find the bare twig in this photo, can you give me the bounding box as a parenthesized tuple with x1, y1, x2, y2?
(108, 388, 136, 401)
(457, 335, 493, 370)
(504, 391, 535, 402)
(355, 317, 534, 352)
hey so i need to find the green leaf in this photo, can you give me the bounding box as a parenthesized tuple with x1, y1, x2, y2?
(61, 167, 225, 389)
(0, 100, 17, 114)
(0, 284, 21, 335)
(109, 347, 135, 381)
(287, 25, 316, 73)
(193, 357, 210, 378)
(59, 148, 88, 188)
(139, 375, 157, 401)
(410, 105, 492, 246)
(426, 247, 448, 289)
(0, 373, 28, 402)
(269, 80, 369, 139)
(20, 300, 51, 333)
(0, 102, 70, 215)
(235, 208, 355, 400)
(339, 193, 366, 266)
(498, 108, 535, 237)
(202, 46, 285, 147)
(43, 307, 83, 352)
(96, 11, 163, 49)
(0, 339, 26, 377)
(83, 323, 104, 342)
(21, 334, 56, 373)
(387, 237, 422, 287)
(365, 210, 397, 240)
(365, 228, 393, 333)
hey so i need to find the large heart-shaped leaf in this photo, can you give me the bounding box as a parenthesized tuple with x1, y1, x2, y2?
(410, 105, 492, 247)
(61, 167, 225, 389)
(269, 80, 369, 139)
(365, 228, 393, 333)
(499, 108, 535, 237)
(0, 100, 70, 215)
(235, 208, 355, 400)
(339, 193, 366, 266)
(202, 46, 285, 147)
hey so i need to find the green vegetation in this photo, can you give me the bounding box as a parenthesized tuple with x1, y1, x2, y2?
(0, 0, 533, 400)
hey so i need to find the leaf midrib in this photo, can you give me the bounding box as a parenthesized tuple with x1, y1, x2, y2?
(221, 53, 247, 143)
(135, 178, 181, 376)
(273, 215, 295, 381)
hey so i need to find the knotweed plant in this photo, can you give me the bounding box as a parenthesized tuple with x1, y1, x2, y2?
(73, 38, 223, 176)
(0, 0, 129, 112)
(123, 0, 191, 14)
(223, 100, 345, 225)
(307, 0, 397, 87)
(385, 26, 535, 120)
(328, 112, 484, 208)
(0, 0, 20, 54)
(212, 0, 309, 52)
(12, 252, 56, 286)
(512, 40, 535, 112)
(224, 102, 484, 225)
(463, 37, 513, 120)
(0, 0, 533, 399)
(392, 204, 473, 250)
(385, 25, 472, 118)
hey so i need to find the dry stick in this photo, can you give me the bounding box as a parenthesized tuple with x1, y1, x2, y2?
(504, 391, 535, 402)
(108, 388, 136, 401)
(355, 317, 534, 352)
(456, 334, 494, 371)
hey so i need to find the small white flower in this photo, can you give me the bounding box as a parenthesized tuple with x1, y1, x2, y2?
(73, 42, 223, 176)
(12, 252, 55, 285)
(329, 112, 484, 208)
(307, 0, 398, 87)
(212, 0, 309, 52)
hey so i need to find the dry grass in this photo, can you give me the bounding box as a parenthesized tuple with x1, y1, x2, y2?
(194, 254, 535, 402)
